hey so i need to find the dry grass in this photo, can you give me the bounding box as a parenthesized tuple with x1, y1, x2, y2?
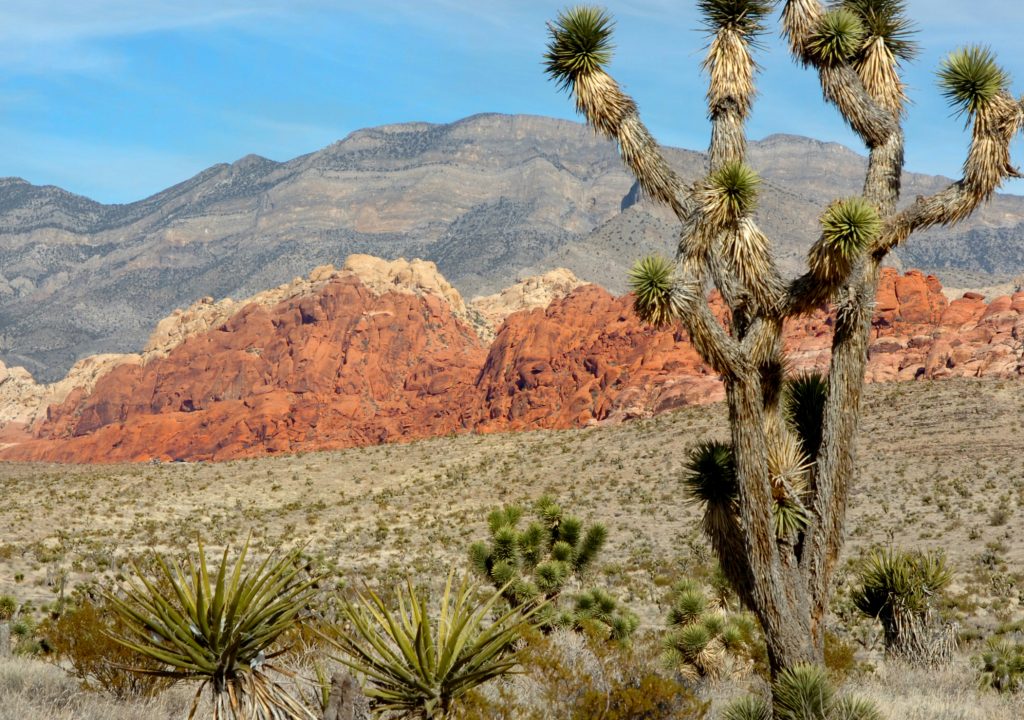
(0, 377, 1022, 716)
(0, 655, 195, 719)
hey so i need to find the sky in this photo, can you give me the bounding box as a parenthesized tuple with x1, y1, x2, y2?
(3, 1, 1024, 203)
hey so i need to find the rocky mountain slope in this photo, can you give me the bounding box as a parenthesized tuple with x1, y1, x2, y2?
(2, 114, 1023, 382)
(1, 256, 1020, 463)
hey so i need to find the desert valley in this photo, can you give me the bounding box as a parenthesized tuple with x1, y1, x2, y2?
(4, 2, 1024, 719)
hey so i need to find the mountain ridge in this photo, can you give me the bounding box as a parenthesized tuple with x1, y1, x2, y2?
(2, 113, 1023, 381)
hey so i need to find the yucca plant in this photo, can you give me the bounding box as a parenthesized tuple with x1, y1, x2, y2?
(628, 255, 679, 328)
(851, 548, 954, 663)
(325, 571, 534, 719)
(977, 636, 1024, 693)
(939, 45, 1011, 119)
(723, 664, 882, 720)
(106, 538, 318, 720)
(662, 578, 761, 682)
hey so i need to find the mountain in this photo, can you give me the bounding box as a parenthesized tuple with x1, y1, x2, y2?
(2, 114, 1023, 381)
(1, 257, 1021, 463)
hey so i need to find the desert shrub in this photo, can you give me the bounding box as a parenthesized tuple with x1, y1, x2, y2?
(722, 664, 882, 720)
(977, 636, 1024, 693)
(851, 548, 955, 664)
(40, 598, 173, 699)
(468, 495, 637, 640)
(823, 631, 861, 681)
(325, 570, 532, 720)
(461, 628, 708, 720)
(662, 578, 762, 682)
(0, 595, 16, 621)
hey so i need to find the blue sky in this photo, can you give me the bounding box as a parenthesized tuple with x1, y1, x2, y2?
(3, 1, 1024, 203)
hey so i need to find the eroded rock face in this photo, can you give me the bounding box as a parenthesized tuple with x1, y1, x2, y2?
(1, 265, 1020, 463)
(13, 275, 486, 462)
(0, 354, 140, 431)
(470, 269, 586, 339)
(0, 259, 467, 437)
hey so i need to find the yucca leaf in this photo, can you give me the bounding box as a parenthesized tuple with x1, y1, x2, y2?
(628, 254, 680, 327)
(938, 45, 1010, 118)
(842, 0, 917, 61)
(544, 6, 616, 91)
(806, 8, 865, 65)
(698, 0, 774, 40)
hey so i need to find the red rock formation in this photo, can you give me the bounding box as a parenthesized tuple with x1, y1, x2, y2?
(1, 266, 1020, 464)
(8, 276, 486, 462)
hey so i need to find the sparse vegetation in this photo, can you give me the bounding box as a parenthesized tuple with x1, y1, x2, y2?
(0, 380, 1023, 717)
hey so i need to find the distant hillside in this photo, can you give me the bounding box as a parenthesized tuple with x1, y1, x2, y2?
(1, 113, 1023, 380)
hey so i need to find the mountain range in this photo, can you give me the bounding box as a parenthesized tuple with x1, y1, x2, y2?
(2, 113, 1023, 382)
(1, 256, 1020, 463)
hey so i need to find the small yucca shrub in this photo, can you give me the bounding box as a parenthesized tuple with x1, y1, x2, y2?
(977, 636, 1024, 693)
(722, 663, 882, 720)
(851, 548, 954, 663)
(326, 570, 534, 719)
(662, 579, 761, 682)
(468, 495, 636, 641)
(107, 537, 319, 719)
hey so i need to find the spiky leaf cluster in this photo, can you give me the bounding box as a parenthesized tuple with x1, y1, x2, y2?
(978, 636, 1024, 693)
(784, 372, 829, 462)
(724, 665, 883, 720)
(698, 0, 775, 41)
(683, 440, 738, 508)
(704, 161, 761, 226)
(841, 0, 917, 61)
(469, 495, 633, 640)
(806, 8, 866, 66)
(544, 6, 615, 91)
(628, 254, 680, 327)
(573, 588, 639, 640)
(938, 46, 1010, 118)
(851, 548, 951, 620)
(326, 571, 533, 719)
(809, 197, 881, 281)
(663, 579, 760, 681)
(685, 435, 813, 543)
(106, 538, 318, 720)
(722, 695, 772, 720)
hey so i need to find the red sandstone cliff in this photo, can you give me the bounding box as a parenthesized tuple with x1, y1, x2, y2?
(1, 264, 1021, 463)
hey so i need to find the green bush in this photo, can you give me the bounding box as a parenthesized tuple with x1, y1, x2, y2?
(722, 663, 882, 720)
(468, 495, 637, 640)
(0, 594, 16, 621)
(40, 598, 173, 699)
(852, 548, 954, 663)
(662, 579, 762, 681)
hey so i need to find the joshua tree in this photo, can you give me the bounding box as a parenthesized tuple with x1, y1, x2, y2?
(543, 0, 1024, 681)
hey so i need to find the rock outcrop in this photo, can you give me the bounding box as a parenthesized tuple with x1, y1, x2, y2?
(470, 269, 586, 339)
(0, 263, 1020, 464)
(12, 274, 485, 462)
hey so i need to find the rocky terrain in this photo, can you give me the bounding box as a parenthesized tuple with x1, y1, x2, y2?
(0, 255, 1020, 463)
(2, 114, 1023, 382)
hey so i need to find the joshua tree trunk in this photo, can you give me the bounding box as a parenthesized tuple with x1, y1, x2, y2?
(543, 0, 1024, 682)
